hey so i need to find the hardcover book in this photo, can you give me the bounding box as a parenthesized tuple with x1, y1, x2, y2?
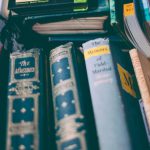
(6, 49, 47, 150)
(21, 0, 109, 25)
(130, 48, 150, 143)
(49, 42, 90, 150)
(82, 38, 149, 150)
(8, 0, 92, 16)
(109, 0, 128, 42)
(123, 0, 150, 57)
(32, 16, 108, 35)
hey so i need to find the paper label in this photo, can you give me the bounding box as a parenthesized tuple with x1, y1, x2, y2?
(84, 46, 110, 60)
(117, 64, 136, 97)
(124, 3, 135, 17)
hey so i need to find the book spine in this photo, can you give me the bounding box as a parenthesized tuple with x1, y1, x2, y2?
(16, 0, 49, 5)
(139, 0, 150, 21)
(109, 0, 117, 25)
(82, 38, 132, 150)
(129, 49, 150, 140)
(139, 99, 150, 143)
(6, 49, 45, 150)
(49, 43, 88, 150)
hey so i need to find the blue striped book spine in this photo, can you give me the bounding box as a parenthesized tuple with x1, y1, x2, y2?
(49, 43, 88, 150)
(6, 49, 45, 150)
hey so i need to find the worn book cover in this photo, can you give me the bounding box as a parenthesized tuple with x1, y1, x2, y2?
(20, 0, 109, 25)
(82, 38, 149, 150)
(49, 42, 99, 150)
(6, 49, 47, 150)
(32, 16, 109, 35)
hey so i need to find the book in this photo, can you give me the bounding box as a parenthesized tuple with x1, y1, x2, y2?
(6, 49, 47, 150)
(21, 0, 109, 25)
(0, 48, 9, 150)
(0, 0, 9, 19)
(8, 0, 91, 16)
(123, 0, 150, 57)
(138, 0, 150, 41)
(32, 16, 108, 35)
(49, 42, 91, 150)
(129, 48, 150, 143)
(109, 0, 129, 44)
(82, 38, 149, 150)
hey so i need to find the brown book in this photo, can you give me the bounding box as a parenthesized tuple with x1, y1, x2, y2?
(130, 49, 150, 141)
(32, 16, 108, 34)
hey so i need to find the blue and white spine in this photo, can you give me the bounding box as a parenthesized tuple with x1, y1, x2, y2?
(82, 38, 132, 150)
(49, 43, 87, 150)
(6, 49, 45, 150)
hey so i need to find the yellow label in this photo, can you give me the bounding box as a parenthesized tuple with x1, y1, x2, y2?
(74, 0, 87, 3)
(124, 3, 135, 17)
(117, 64, 136, 97)
(84, 45, 110, 59)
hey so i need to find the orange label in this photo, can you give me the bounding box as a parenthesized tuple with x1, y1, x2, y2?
(124, 3, 135, 17)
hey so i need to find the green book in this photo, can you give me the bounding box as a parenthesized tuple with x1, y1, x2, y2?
(109, 0, 128, 42)
(8, 0, 90, 16)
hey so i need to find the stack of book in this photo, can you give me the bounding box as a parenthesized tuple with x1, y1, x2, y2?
(0, 0, 150, 150)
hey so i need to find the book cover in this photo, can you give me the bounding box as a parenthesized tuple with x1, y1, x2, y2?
(138, 0, 150, 41)
(49, 42, 91, 150)
(6, 49, 47, 150)
(82, 38, 149, 150)
(32, 16, 108, 35)
(8, 0, 91, 15)
(109, 0, 128, 42)
(123, 0, 150, 57)
(21, 0, 109, 24)
(130, 48, 150, 143)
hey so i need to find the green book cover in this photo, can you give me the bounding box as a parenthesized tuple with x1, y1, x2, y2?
(8, 0, 90, 16)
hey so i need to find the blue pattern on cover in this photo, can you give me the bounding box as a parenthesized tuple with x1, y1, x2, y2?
(12, 98, 34, 123)
(55, 90, 76, 121)
(11, 134, 34, 150)
(52, 58, 71, 86)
